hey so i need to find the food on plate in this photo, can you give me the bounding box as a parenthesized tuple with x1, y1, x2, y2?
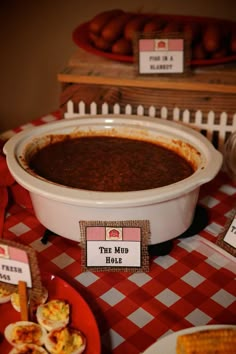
(82, 9, 236, 61)
(44, 326, 86, 354)
(143, 17, 166, 33)
(182, 22, 201, 42)
(101, 12, 134, 43)
(11, 292, 21, 312)
(28, 135, 195, 192)
(88, 32, 112, 51)
(9, 343, 48, 354)
(11, 287, 48, 312)
(36, 299, 70, 331)
(1, 276, 92, 354)
(230, 27, 236, 52)
(211, 47, 228, 59)
(176, 327, 236, 353)
(112, 37, 133, 55)
(31, 287, 49, 316)
(192, 41, 207, 60)
(202, 23, 221, 53)
(89, 9, 124, 34)
(124, 14, 151, 40)
(4, 321, 47, 346)
(161, 21, 181, 34)
(0, 284, 12, 303)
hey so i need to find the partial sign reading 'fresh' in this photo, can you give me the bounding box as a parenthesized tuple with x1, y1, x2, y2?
(0, 243, 32, 287)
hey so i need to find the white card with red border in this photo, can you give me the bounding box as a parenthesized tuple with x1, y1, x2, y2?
(138, 38, 184, 74)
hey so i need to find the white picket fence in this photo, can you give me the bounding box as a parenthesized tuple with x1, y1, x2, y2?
(64, 100, 236, 152)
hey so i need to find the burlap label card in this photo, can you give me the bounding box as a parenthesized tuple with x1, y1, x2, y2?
(80, 220, 150, 272)
(0, 239, 43, 299)
(216, 209, 236, 257)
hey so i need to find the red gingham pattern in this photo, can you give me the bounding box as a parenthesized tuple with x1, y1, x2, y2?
(1, 113, 236, 354)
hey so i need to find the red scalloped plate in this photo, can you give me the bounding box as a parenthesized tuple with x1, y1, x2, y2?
(72, 14, 236, 66)
(0, 273, 101, 354)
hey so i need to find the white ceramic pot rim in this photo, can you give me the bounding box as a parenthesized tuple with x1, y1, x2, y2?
(3, 114, 223, 208)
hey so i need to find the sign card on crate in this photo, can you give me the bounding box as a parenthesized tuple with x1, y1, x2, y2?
(135, 32, 190, 76)
(80, 220, 150, 272)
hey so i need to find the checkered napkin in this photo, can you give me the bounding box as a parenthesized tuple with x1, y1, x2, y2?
(0, 139, 32, 236)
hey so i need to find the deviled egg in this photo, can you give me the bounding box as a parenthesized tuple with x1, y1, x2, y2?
(10, 292, 21, 312)
(9, 343, 48, 354)
(4, 321, 47, 346)
(44, 326, 86, 354)
(36, 299, 70, 332)
(11, 287, 48, 312)
(0, 284, 12, 303)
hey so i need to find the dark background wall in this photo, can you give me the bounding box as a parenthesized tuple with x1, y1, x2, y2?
(0, 0, 236, 132)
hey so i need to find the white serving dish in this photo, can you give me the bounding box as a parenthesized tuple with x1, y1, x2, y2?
(3, 115, 223, 244)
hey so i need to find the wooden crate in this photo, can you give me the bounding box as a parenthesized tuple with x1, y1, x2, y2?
(58, 48, 236, 123)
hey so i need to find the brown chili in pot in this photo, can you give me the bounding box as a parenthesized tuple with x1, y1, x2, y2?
(29, 136, 194, 192)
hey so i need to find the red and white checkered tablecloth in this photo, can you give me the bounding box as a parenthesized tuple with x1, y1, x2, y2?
(1, 112, 236, 354)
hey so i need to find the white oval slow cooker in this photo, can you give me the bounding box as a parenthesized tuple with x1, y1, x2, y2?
(3, 115, 223, 245)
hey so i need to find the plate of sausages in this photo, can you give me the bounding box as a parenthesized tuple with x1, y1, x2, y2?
(72, 9, 236, 66)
